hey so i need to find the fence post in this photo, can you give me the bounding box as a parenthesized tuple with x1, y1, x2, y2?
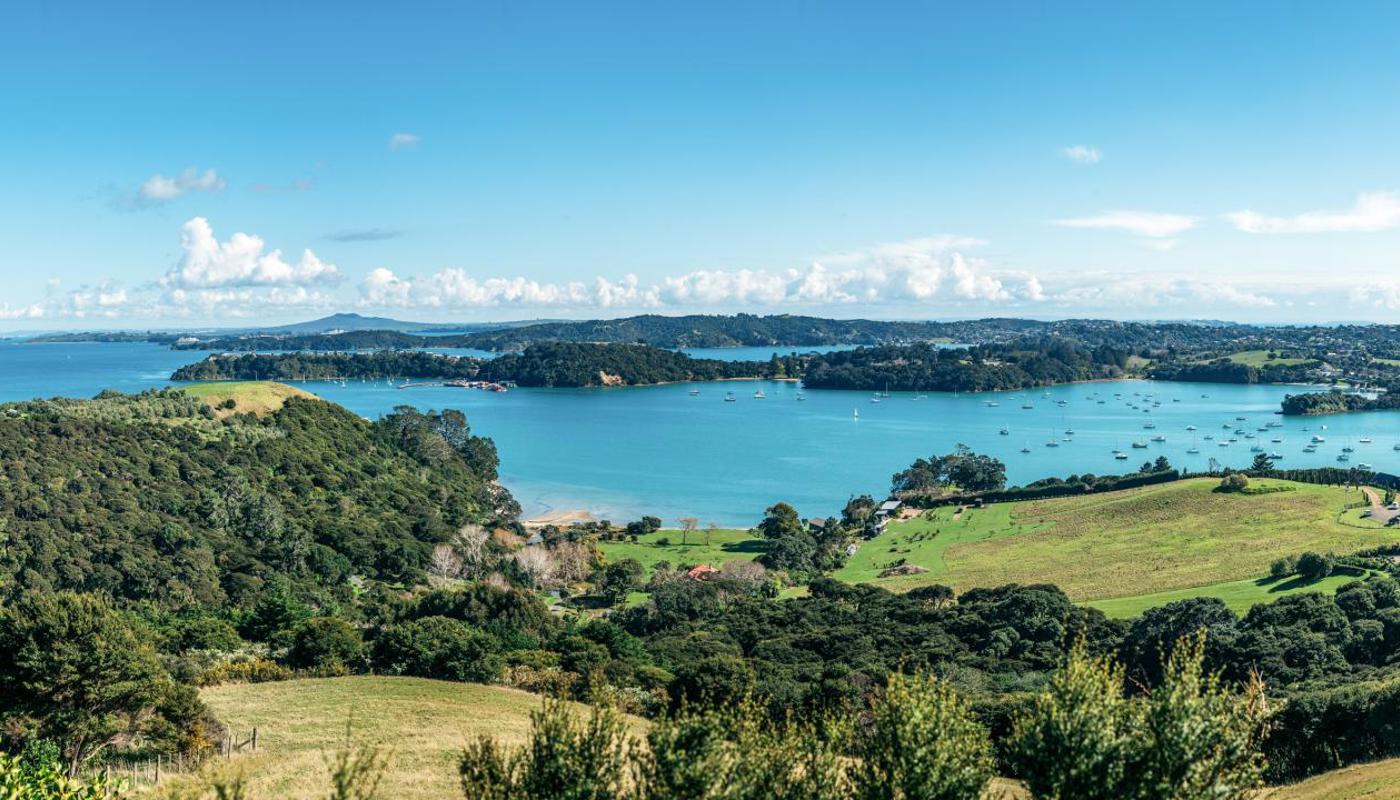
(252, 727, 258, 751)
(155, 755, 161, 784)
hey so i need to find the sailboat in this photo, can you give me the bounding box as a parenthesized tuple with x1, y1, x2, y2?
(754, 389, 766, 399)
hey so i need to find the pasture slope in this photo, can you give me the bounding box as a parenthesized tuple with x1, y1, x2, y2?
(832, 477, 1395, 615)
(178, 380, 317, 417)
(1265, 758, 1400, 799)
(167, 676, 641, 800)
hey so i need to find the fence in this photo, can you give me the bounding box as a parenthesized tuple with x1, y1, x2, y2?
(84, 727, 260, 790)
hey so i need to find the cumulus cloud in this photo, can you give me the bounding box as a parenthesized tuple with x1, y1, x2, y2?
(1062, 145, 1101, 165)
(1052, 210, 1198, 238)
(388, 132, 421, 150)
(164, 217, 341, 290)
(358, 236, 1042, 311)
(1227, 191, 1400, 233)
(138, 167, 225, 203)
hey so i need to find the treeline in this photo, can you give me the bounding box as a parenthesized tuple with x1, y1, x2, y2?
(1281, 389, 1400, 415)
(800, 338, 1131, 391)
(475, 342, 769, 386)
(171, 350, 483, 381)
(1150, 358, 1318, 384)
(172, 343, 775, 387)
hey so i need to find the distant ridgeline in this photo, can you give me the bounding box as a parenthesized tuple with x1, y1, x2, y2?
(1281, 389, 1400, 415)
(0, 388, 513, 607)
(172, 342, 780, 387)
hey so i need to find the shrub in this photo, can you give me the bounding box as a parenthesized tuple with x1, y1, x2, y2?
(286, 617, 365, 671)
(1007, 635, 1267, 800)
(851, 672, 994, 800)
(195, 657, 294, 686)
(1270, 555, 1299, 579)
(374, 616, 503, 683)
(1296, 552, 1334, 581)
(1217, 473, 1250, 493)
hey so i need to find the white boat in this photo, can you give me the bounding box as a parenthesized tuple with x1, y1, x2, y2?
(1186, 425, 1197, 431)
(1337, 454, 1351, 463)
(688, 389, 700, 396)
(724, 392, 737, 402)
(985, 401, 1000, 407)
(1132, 441, 1148, 449)
(999, 427, 1010, 435)
(754, 390, 766, 399)
(1311, 435, 1326, 442)
(1360, 437, 1373, 443)
(795, 393, 806, 401)
(1114, 451, 1128, 460)
(1359, 463, 1374, 470)
(1022, 402, 1034, 409)
(1270, 452, 1284, 460)
(1187, 447, 1200, 454)
(1152, 435, 1166, 442)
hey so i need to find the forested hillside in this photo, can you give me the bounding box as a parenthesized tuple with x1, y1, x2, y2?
(800, 339, 1132, 391)
(172, 343, 776, 387)
(0, 388, 514, 607)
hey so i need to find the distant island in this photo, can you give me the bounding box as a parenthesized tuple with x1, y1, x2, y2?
(1281, 389, 1400, 416)
(172, 342, 779, 387)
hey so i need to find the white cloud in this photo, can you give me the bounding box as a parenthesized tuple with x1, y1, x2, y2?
(1052, 210, 1198, 238)
(358, 236, 1043, 311)
(388, 132, 421, 150)
(138, 167, 225, 203)
(1062, 145, 1101, 165)
(1227, 191, 1400, 233)
(164, 217, 341, 290)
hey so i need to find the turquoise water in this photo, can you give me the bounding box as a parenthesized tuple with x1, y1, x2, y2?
(2, 340, 1396, 525)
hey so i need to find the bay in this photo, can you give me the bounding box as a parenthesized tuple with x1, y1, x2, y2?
(0, 340, 1393, 526)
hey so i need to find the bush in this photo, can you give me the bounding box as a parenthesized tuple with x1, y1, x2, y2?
(1296, 552, 1334, 581)
(851, 672, 994, 800)
(286, 617, 364, 670)
(0, 749, 124, 799)
(1007, 635, 1267, 800)
(1217, 473, 1250, 493)
(374, 616, 503, 683)
(195, 657, 294, 686)
(1270, 555, 1299, 579)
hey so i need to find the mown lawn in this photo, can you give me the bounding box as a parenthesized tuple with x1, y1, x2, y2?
(179, 380, 316, 417)
(171, 676, 642, 800)
(833, 478, 1393, 614)
(597, 528, 765, 576)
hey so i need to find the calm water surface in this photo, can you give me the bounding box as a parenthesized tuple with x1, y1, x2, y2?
(3, 340, 1396, 525)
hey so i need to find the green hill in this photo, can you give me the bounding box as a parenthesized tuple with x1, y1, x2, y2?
(832, 478, 1392, 615)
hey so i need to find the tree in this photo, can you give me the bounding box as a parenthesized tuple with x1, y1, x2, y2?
(286, 617, 365, 671)
(677, 517, 699, 546)
(596, 559, 645, 606)
(373, 616, 502, 683)
(0, 593, 214, 772)
(1296, 552, 1334, 581)
(705, 521, 718, 546)
(757, 503, 803, 540)
(892, 445, 1005, 496)
(1250, 452, 1274, 472)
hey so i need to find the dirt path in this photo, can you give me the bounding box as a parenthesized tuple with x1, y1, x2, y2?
(1363, 487, 1382, 508)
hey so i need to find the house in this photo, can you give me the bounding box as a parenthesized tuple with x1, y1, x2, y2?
(876, 500, 903, 517)
(808, 517, 828, 532)
(686, 564, 720, 581)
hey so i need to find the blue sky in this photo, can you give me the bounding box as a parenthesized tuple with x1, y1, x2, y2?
(6, 1, 1400, 327)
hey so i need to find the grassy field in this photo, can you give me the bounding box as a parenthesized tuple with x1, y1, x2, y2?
(597, 528, 765, 576)
(1086, 570, 1372, 617)
(179, 381, 316, 417)
(175, 676, 640, 800)
(1265, 758, 1400, 799)
(1222, 349, 1317, 367)
(831, 478, 1393, 614)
